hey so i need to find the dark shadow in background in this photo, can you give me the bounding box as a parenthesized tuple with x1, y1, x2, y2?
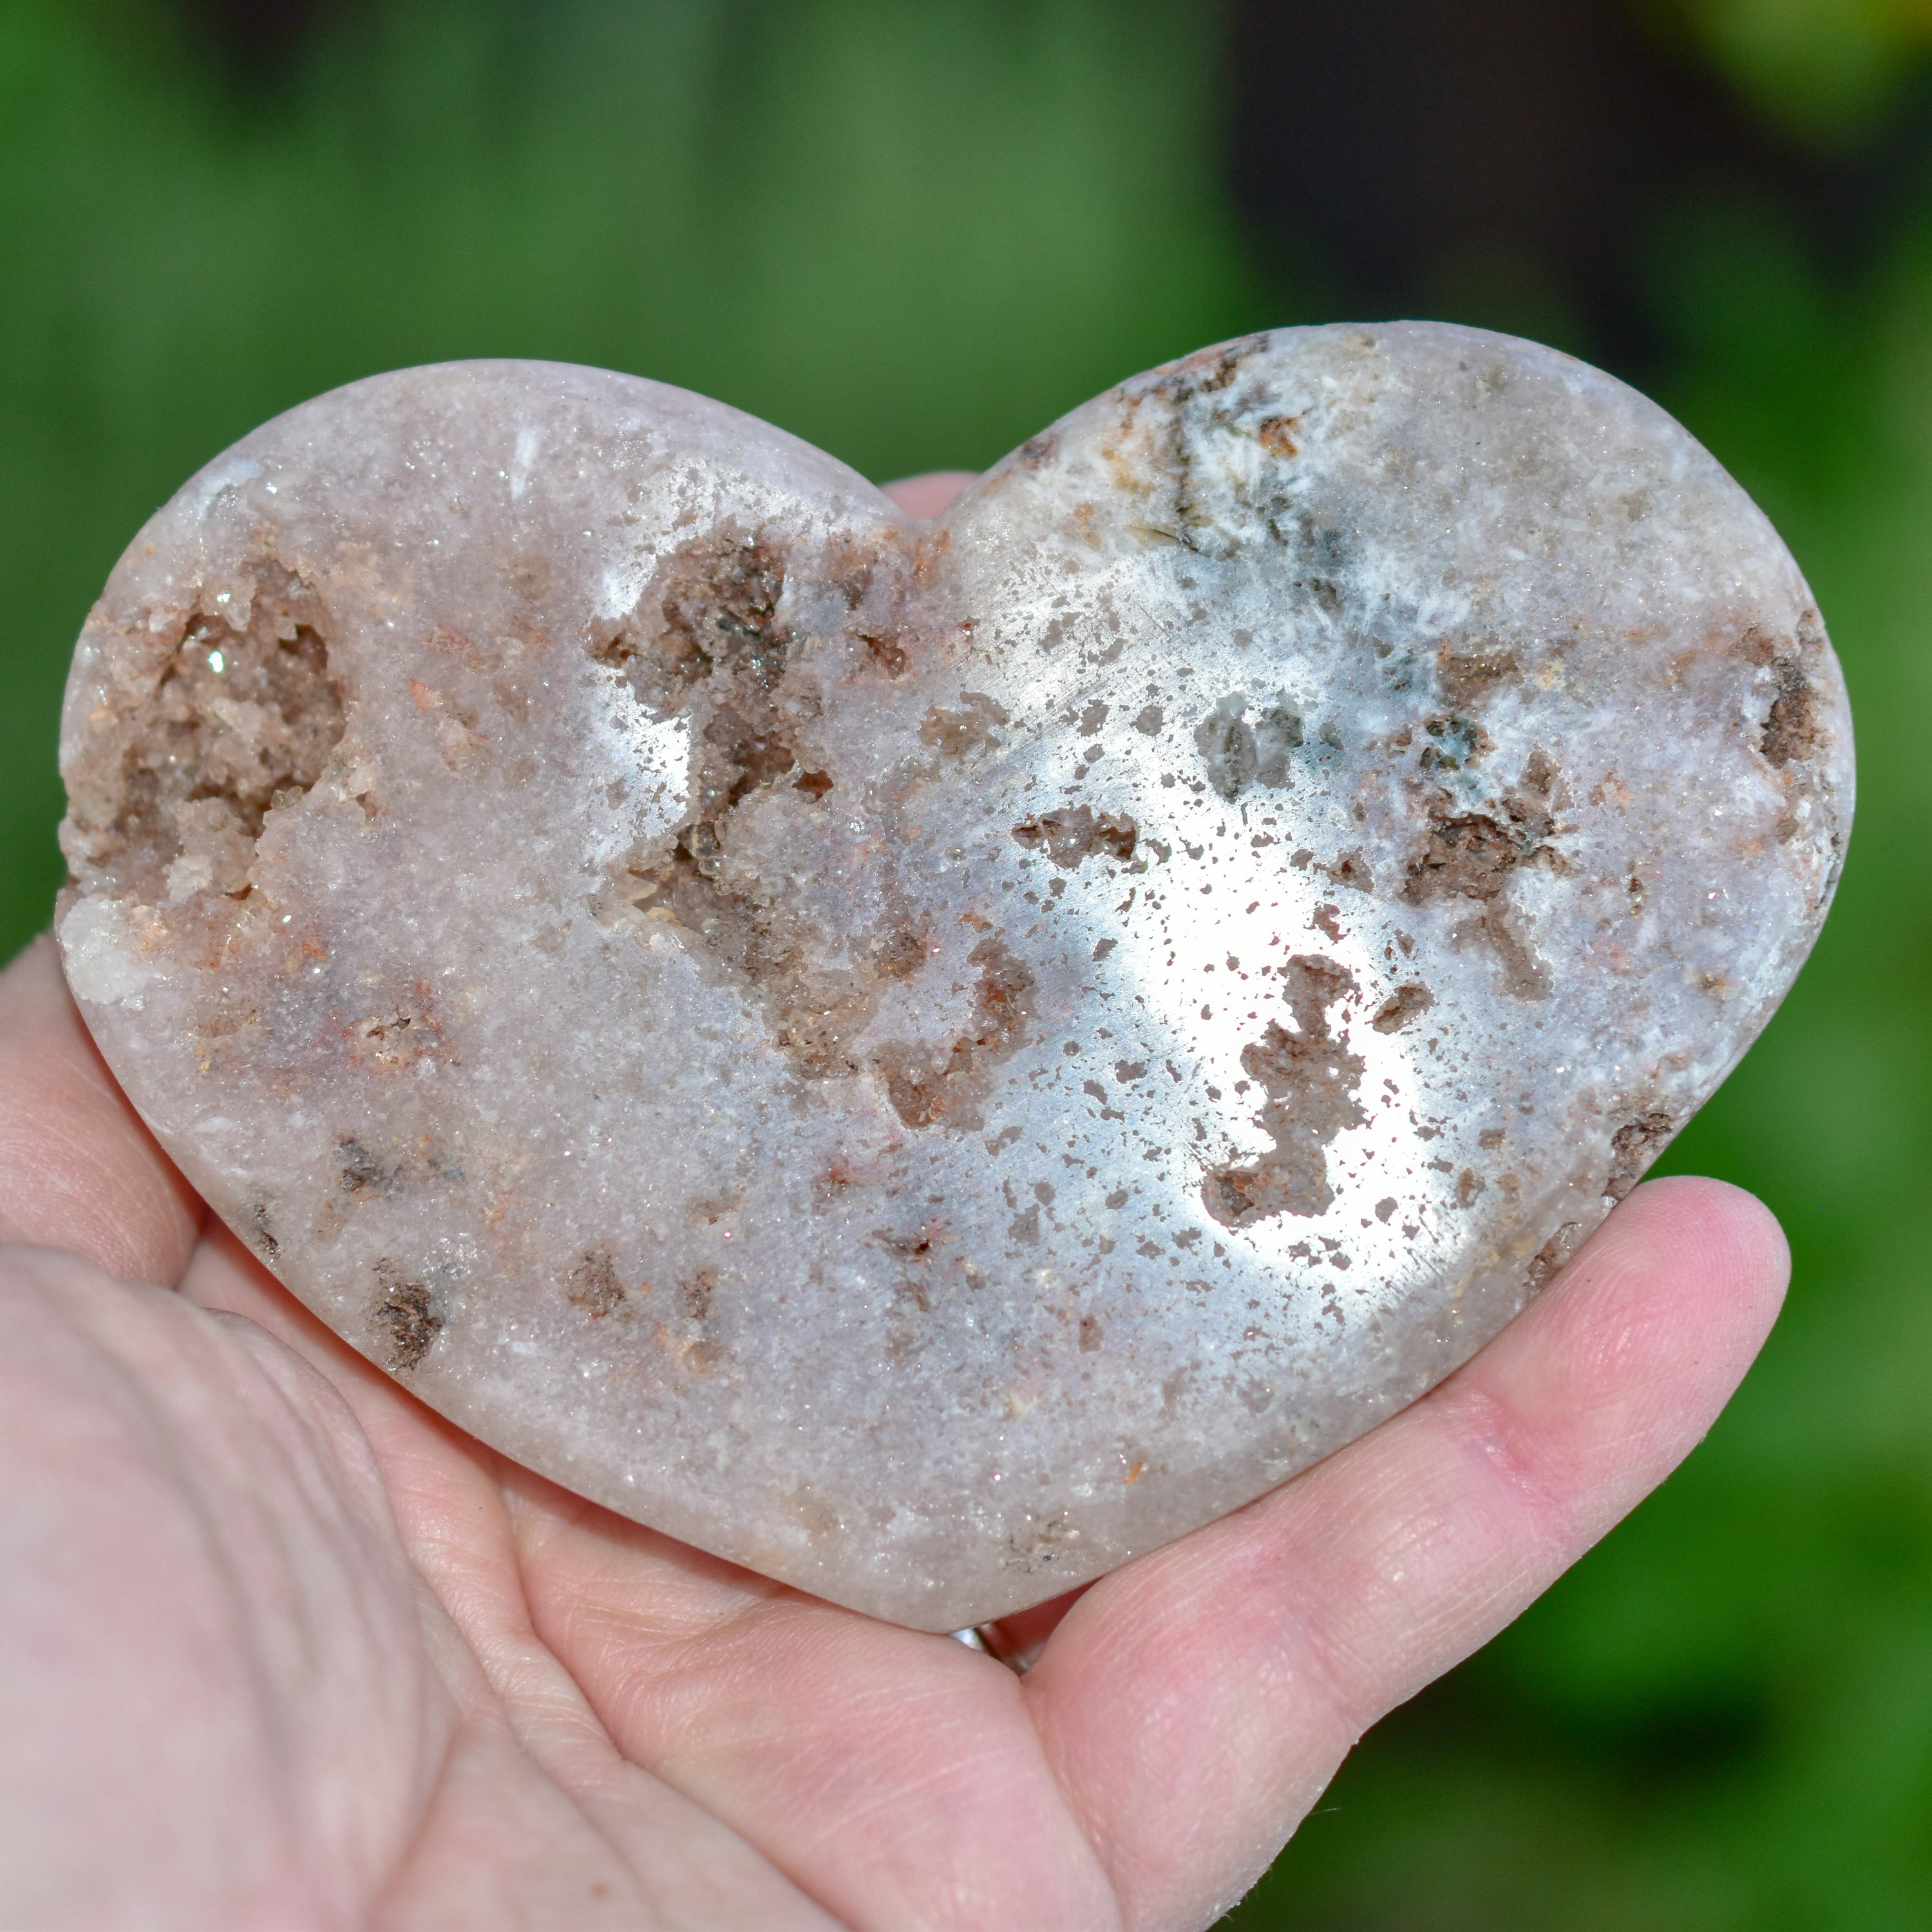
(185, 0, 332, 77)
(1226, 0, 1932, 376)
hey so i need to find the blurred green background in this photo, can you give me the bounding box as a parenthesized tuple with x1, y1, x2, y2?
(2, 0, 1927, 1922)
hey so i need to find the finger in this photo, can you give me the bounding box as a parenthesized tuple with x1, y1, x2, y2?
(880, 471, 978, 519)
(0, 936, 201, 1285)
(1023, 1176, 1788, 1931)
(507, 1486, 1122, 1932)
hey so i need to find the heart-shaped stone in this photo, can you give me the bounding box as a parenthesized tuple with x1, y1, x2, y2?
(57, 325, 1850, 1630)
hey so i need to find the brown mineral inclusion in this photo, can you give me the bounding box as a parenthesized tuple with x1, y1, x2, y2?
(56, 325, 1852, 1629)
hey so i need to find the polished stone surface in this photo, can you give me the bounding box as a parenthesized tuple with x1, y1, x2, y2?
(57, 326, 1852, 1629)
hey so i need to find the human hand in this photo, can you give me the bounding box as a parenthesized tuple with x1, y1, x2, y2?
(0, 477, 1788, 1931)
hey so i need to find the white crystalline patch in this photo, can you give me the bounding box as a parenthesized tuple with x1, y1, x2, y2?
(53, 328, 1853, 1631)
(509, 425, 541, 502)
(164, 854, 215, 904)
(582, 667, 691, 861)
(59, 897, 172, 1006)
(187, 457, 261, 515)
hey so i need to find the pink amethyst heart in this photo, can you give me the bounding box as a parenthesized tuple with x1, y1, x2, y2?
(56, 325, 1851, 1629)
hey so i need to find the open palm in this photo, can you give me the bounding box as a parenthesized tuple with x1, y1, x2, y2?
(0, 487, 1789, 1932)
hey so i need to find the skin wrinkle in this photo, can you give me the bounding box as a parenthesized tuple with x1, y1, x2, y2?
(524, 1569, 1123, 1932)
(377, 1452, 835, 1927)
(788, 1734, 1059, 1923)
(505, 1480, 793, 1645)
(80, 1296, 301, 1810)
(1443, 1378, 1572, 1519)
(365, 1712, 488, 1927)
(497, 1688, 815, 1929)
(368, 1562, 735, 1931)
(1303, 1435, 1545, 1709)
(707, 1658, 1102, 1926)
(372, 1714, 678, 1932)
(138, 1300, 444, 1914)
(426, 1446, 844, 1924)
(1030, 1526, 1363, 1920)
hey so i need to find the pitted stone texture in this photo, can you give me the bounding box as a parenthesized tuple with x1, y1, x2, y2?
(57, 327, 1852, 1629)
